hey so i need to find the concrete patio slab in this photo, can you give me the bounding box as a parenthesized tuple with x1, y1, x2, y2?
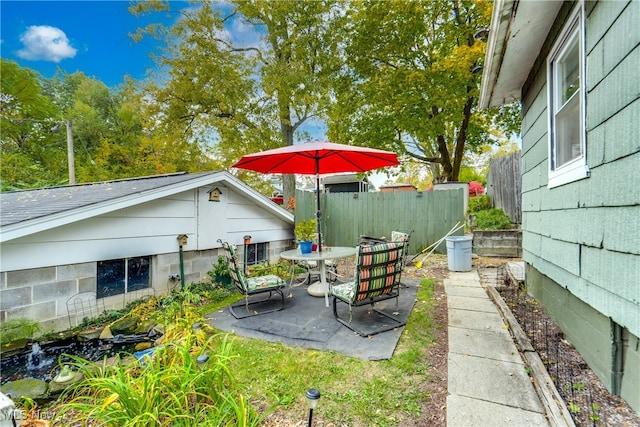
(444, 277, 483, 288)
(447, 394, 549, 427)
(447, 294, 499, 313)
(448, 352, 543, 412)
(444, 284, 488, 298)
(448, 326, 522, 363)
(446, 269, 551, 426)
(448, 307, 507, 332)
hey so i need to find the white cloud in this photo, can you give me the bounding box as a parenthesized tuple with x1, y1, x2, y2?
(17, 25, 77, 63)
(228, 18, 262, 49)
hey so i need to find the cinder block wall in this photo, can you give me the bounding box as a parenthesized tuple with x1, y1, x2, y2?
(0, 240, 292, 335)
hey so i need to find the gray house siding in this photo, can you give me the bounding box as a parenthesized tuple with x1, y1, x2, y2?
(520, 1, 639, 411)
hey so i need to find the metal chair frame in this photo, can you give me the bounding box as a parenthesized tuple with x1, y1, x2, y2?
(331, 241, 407, 336)
(220, 240, 286, 319)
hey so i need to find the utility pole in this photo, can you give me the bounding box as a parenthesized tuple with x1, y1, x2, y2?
(66, 119, 75, 184)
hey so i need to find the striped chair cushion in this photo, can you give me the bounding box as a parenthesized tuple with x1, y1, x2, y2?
(226, 243, 285, 292)
(331, 242, 402, 304)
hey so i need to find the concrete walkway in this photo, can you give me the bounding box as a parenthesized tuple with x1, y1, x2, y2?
(446, 269, 550, 427)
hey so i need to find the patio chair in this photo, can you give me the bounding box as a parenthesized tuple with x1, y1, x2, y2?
(330, 241, 406, 336)
(220, 240, 286, 319)
(298, 259, 338, 286)
(360, 229, 412, 267)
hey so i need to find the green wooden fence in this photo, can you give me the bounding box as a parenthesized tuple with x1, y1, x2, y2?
(295, 188, 465, 255)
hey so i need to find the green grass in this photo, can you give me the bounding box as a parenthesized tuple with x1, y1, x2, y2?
(47, 277, 441, 426)
(219, 278, 439, 426)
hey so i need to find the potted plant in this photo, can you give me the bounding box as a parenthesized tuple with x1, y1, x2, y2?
(210, 255, 231, 285)
(295, 219, 317, 254)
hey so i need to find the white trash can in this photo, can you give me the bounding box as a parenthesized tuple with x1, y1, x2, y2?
(446, 236, 473, 272)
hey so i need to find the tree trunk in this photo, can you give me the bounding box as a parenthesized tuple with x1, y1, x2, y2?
(452, 94, 475, 181)
(280, 109, 296, 212)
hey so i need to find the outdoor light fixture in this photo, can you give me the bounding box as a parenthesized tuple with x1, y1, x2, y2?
(305, 388, 320, 427)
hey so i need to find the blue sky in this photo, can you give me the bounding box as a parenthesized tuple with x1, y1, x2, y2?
(1, 1, 183, 87)
(0, 1, 341, 166)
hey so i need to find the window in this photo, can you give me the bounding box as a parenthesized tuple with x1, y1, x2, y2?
(245, 242, 267, 266)
(547, 5, 589, 188)
(97, 256, 150, 298)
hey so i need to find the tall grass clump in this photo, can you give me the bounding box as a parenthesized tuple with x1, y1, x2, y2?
(54, 331, 269, 426)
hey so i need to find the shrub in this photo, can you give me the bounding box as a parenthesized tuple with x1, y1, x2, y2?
(209, 256, 230, 279)
(474, 208, 513, 230)
(248, 260, 303, 280)
(469, 181, 485, 196)
(468, 195, 492, 213)
(56, 333, 269, 426)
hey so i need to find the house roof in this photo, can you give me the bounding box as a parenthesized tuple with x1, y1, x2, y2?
(479, 0, 564, 108)
(0, 171, 293, 242)
(322, 174, 369, 185)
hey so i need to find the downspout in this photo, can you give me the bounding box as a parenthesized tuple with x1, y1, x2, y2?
(610, 319, 623, 395)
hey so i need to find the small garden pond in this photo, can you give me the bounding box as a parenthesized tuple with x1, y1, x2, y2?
(1, 332, 157, 386)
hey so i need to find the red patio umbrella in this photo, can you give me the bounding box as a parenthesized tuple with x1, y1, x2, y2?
(232, 140, 400, 251)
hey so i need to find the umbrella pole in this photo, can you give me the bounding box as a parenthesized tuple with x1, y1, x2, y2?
(316, 173, 322, 252)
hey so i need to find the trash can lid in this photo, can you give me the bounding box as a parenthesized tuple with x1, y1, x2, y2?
(445, 236, 472, 242)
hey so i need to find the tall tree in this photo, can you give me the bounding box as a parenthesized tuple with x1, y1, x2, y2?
(328, 0, 497, 182)
(0, 60, 64, 189)
(43, 72, 151, 182)
(130, 0, 343, 203)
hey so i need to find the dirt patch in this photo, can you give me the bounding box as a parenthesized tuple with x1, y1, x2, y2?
(497, 269, 640, 427)
(405, 258, 448, 427)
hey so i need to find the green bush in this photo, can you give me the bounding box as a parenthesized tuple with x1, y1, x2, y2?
(474, 208, 513, 230)
(468, 195, 492, 213)
(56, 333, 269, 426)
(209, 256, 230, 279)
(248, 260, 303, 280)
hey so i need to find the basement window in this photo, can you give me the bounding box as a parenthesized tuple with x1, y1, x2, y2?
(547, 4, 589, 188)
(97, 256, 151, 298)
(245, 242, 267, 266)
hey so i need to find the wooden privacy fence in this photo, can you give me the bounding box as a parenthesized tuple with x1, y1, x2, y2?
(486, 152, 522, 224)
(295, 188, 465, 255)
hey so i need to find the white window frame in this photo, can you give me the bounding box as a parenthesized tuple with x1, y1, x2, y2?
(546, 4, 590, 188)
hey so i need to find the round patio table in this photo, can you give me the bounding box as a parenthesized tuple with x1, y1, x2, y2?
(280, 246, 356, 307)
